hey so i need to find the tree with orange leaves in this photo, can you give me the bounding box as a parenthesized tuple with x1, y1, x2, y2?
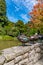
(30, 0, 43, 34)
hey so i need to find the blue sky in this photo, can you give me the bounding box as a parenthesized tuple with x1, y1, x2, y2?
(5, 0, 37, 23)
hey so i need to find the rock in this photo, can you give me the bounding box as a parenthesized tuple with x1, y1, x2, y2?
(19, 58, 29, 65)
(4, 53, 15, 62)
(33, 53, 41, 63)
(2, 48, 13, 54)
(29, 49, 35, 57)
(0, 44, 43, 65)
(15, 64, 18, 65)
(34, 43, 40, 48)
(4, 60, 14, 65)
(41, 50, 43, 54)
(31, 45, 35, 50)
(29, 53, 35, 62)
(15, 56, 23, 63)
(40, 46, 43, 50)
(12, 47, 24, 57)
(23, 46, 31, 53)
(23, 53, 29, 59)
(35, 47, 41, 53)
(34, 58, 43, 65)
(27, 61, 34, 65)
(0, 55, 5, 65)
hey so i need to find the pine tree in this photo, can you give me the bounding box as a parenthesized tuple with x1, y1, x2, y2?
(0, 0, 8, 27)
(0, 0, 6, 16)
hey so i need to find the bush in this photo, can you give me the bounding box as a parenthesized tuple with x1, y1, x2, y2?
(28, 28, 37, 36)
(7, 27, 19, 37)
(0, 27, 6, 35)
(3, 35, 14, 40)
(0, 35, 14, 40)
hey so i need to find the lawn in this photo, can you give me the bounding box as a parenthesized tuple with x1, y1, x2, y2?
(0, 36, 22, 50)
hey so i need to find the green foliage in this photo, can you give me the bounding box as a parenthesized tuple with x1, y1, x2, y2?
(38, 23, 43, 34)
(0, 0, 5, 23)
(1, 0, 43, 38)
(0, 0, 8, 27)
(4, 21, 19, 37)
(7, 27, 19, 37)
(15, 20, 25, 33)
(0, 16, 8, 27)
(2, 35, 14, 40)
(28, 28, 37, 36)
(0, 0, 37, 37)
(0, 0, 6, 15)
(15, 20, 28, 35)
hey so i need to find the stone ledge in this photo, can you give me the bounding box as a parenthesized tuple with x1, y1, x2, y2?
(0, 43, 43, 65)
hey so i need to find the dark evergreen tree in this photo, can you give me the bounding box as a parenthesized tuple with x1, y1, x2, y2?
(0, 0, 8, 27)
(0, 0, 6, 16)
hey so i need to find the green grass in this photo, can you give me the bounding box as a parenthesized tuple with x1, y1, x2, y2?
(0, 36, 22, 50)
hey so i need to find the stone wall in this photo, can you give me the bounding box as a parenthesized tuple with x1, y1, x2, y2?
(0, 43, 43, 65)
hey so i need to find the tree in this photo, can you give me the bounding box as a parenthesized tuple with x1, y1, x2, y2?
(30, 0, 43, 34)
(9, 27, 19, 37)
(0, 0, 6, 16)
(4, 21, 19, 37)
(0, 0, 8, 27)
(15, 20, 25, 34)
(0, 26, 6, 35)
(0, 0, 20, 37)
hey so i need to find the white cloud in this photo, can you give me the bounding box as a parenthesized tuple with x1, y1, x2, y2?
(12, 0, 18, 2)
(23, 0, 37, 8)
(8, 16, 18, 22)
(6, 0, 37, 23)
(15, 6, 20, 11)
(20, 14, 29, 21)
(12, 0, 37, 11)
